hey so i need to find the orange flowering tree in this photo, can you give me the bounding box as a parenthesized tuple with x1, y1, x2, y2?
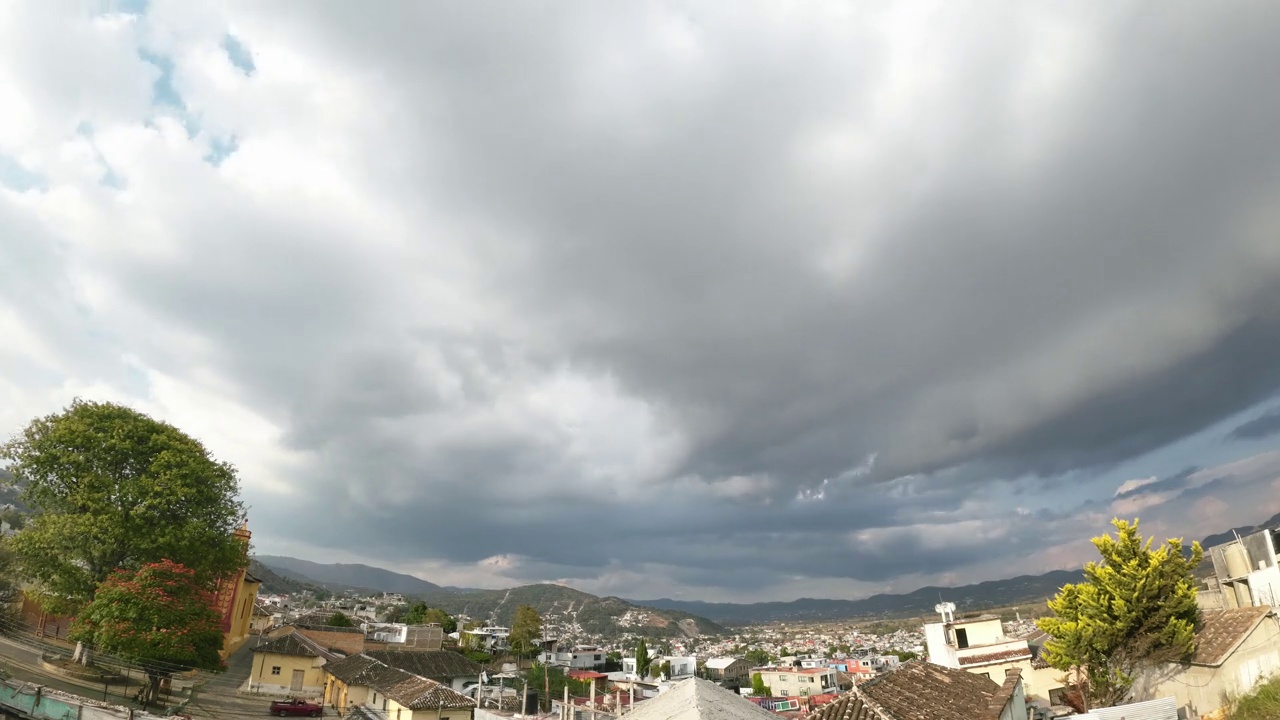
(70, 560, 224, 706)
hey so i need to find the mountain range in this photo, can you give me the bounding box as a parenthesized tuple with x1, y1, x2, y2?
(258, 509, 1280, 629)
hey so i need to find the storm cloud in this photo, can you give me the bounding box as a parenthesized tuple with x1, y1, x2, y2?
(3, 1, 1280, 600)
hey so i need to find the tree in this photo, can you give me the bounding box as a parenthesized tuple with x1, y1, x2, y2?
(635, 639, 651, 678)
(525, 664, 589, 711)
(2, 400, 247, 615)
(327, 611, 355, 628)
(1037, 518, 1203, 709)
(404, 602, 457, 633)
(70, 560, 224, 707)
(751, 673, 771, 697)
(892, 651, 918, 662)
(744, 648, 771, 666)
(509, 604, 542, 657)
(658, 660, 672, 679)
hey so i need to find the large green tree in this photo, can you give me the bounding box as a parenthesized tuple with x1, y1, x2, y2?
(635, 639, 651, 678)
(1037, 518, 1203, 709)
(70, 560, 225, 707)
(509, 604, 542, 657)
(1, 400, 247, 613)
(403, 602, 457, 633)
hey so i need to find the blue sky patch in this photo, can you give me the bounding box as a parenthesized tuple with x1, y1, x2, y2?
(223, 34, 256, 75)
(0, 154, 46, 192)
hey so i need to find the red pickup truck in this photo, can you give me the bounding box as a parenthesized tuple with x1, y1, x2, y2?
(270, 699, 323, 717)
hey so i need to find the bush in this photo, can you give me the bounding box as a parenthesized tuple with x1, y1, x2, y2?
(1228, 675, 1280, 720)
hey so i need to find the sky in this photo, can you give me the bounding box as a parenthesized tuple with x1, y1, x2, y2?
(3, 1, 1280, 603)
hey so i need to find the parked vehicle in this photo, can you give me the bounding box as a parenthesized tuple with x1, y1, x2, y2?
(270, 699, 323, 717)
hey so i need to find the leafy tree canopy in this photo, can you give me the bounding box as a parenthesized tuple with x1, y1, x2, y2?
(635, 639, 651, 677)
(403, 601, 457, 632)
(743, 648, 771, 666)
(2, 400, 246, 613)
(1037, 518, 1203, 709)
(509, 604, 542, 657)
(751, 673, 771, 697)
(70, 560, 224, 704)
(327, 611, 355, 628)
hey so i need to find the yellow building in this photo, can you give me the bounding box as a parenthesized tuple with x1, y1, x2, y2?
(249, 632, 339, 696)
(323, 653, 475, 720)
(213, 521, 262, 659)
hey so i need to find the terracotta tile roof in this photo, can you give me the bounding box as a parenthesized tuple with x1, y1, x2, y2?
(364, 650, 483, 680)
(1191, 606, 1273, 666)
(958, 648, 1033, 666)
(801, 661, 1002, 720)
(323, 653, 476, 710)
(254, 632, 340, 662)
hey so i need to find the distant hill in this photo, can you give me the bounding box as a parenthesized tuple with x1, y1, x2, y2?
(413, 583, 728, 639)
(1199, 511, 1280, 549)
(255, 555, 442, 595)
(249, 558, 333, 597)
(637, 569, 1085, 624)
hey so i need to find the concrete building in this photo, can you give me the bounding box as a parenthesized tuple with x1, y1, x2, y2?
(540, 647, 607, 670)
(752, 667, 840, 697)
(923, 603, 1065, 705)
(1134, 605, 1280, 720)
(704, 658, 751, 686)
(1208, 528, 1280, 609)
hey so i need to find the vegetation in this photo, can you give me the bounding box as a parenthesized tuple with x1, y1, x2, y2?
(751, 673, 771, 697)
(1037, 518, 1203, 709)
(657, 660, 672, 679)
(525, 664, 590, 711)
(249, 558, 330, 599)
(635, 639, 651, 677)
(1226, 675, 1280, 720)
(743, 648, 771, 666)
(2, 400, 247, 615)
(326, 611, 355, 627)
(509, 604, 542, 657)
(892, 650, 918, 662)
(402, 601, 457, 632)
(70, 560, 224, 707)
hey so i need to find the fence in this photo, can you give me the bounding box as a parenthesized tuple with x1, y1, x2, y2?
(0, 678, 179, 720)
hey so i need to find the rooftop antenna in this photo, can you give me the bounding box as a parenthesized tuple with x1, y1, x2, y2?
(935, 602, 956, 624)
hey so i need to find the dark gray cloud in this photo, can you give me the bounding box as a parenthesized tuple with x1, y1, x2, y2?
(4, 2, 1280, 600)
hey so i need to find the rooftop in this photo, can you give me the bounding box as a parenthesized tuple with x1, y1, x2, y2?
(1190, 606, 1273, 666)
(624, 678, 778, 720)
(801, 661, 1003, 720)
(254, 632, 340, 662)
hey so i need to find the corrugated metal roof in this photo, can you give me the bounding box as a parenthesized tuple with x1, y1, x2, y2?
(1074, 696, 1177, 720)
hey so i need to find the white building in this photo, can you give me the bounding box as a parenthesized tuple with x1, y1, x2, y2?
(923, 603, 1065, 705)
(1208, 528, 1280, 609)
(541, 647, 607, 669)
(622, 655, 696, 680)
(464, 626, 510, 652)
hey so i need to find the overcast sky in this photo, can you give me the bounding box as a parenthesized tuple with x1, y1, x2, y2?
(4, 1, 1280, 603)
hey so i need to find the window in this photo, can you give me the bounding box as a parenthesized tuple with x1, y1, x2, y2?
(271, 667, 281, 675)
(955, 628, 969, 649)
(779, 690, 788, 697)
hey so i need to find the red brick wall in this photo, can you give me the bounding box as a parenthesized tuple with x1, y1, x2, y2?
(297, 628, 365, 655)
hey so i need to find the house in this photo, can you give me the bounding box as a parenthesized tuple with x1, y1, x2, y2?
(1206, 527, 1280, 609)
(251, 603, 275, 634)
(322, 653, 475, 720)
(623, 677, 778, 720)
(365, 623, 445, 651)
(1133, 605, 1280, 719)
(622, 655, 696, 680)
(363, 650, 484, 693)
(248, 631, 339, 696)
(272, 622, 369, 655)
(800, 661, 1026, 720)
(751, 667, 840, 697)
(704, 658, 751, 686)
(462, 626, 509, 652)
(540, 647, 607, 670)
(923, 604, 1065, 704)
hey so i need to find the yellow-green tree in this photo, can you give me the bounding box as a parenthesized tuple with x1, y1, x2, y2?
(1037, 518, 1202, 709)
(509, 604, 542, 657)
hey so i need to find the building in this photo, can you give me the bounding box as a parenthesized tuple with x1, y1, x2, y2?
(212, 522, 262, 659)
(752, 667, 840, 697)
(704, 658, 751, 686)
(366, 623, 445, 651)
(362, 650, 484, 693)
(462, 626, 509, 652)
(322, 653, 476, 720)
(1133, 605, 1280, 719)
(540, 647, 607, 670)
(923, 604, 1065, 704)
(272, 622, 368, 655)
(622, 655, 696, 680)
(248, 632, 339, 696)
(1207, 528, 1280, 609)
(623, 677, 778, 720)
(800, 661, 1026, 720)
(250, 603, 275, 634)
